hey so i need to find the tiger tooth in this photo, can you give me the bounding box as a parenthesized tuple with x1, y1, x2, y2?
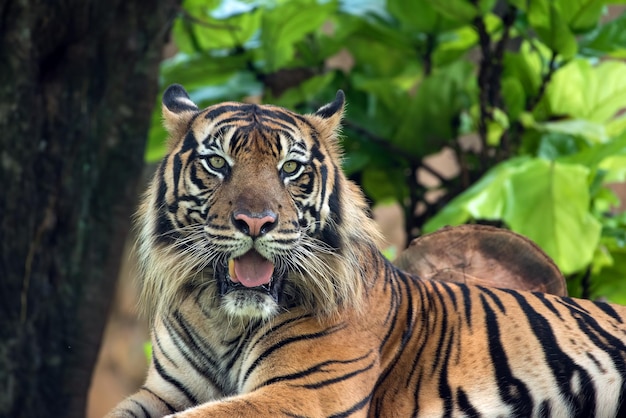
(228, 259, 236, 280)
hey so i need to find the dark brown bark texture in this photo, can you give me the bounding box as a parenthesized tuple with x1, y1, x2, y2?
(0, 1, 178, 417)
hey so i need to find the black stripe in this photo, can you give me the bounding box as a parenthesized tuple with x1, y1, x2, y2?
(439, 281, 457, 311)
(238, 315, 312, 375)
(180, 131, 197, 153)
(120, 407, 139, 418)
(459, 284, 473, 329)
(160, 317, 225, 393)
(189, 163, 209, 191)
(328, 393, 372, 418)
(430, 284, 452, 377)
(152, 355, 198, 405)
(595, 300, 624, 323)
(480, 293, 533, 414)
(140, 386, 176, 413)
(328, 167, 342, 224)
(561, 300, 626, 394)
(538, 400, 551, 418)
(204, 104, 249, 120)
(302, 360, 376, 389)
(479, 286, 506, 313)
(258, 351, 374, 389)
(438, 323, 455, 417)
(129, 399, 150, 418)
(457, 388, 480, 417)
(154, 161, 177, 244)
(173, 311, 220, 361)
(503, 290, 595, 416)
(534, 292, 562, 319)
(153, 333, 178, 367)
(242, 324, 346, 384)
(264, 107, 314, 130)
(171, 153, 182, 199)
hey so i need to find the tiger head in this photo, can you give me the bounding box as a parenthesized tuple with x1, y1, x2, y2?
(137, 85, 381, 322)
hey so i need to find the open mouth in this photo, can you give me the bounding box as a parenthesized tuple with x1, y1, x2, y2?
(217, 249, 284, 302)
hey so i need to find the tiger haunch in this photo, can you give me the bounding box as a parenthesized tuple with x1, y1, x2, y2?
(107, 85, 626, 418)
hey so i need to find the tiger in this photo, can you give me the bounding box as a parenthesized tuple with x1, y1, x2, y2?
(106, 84, 626, 418)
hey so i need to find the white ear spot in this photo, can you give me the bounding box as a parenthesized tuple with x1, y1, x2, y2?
(162, 84, 199, 113)
(174, 96, 197, 109)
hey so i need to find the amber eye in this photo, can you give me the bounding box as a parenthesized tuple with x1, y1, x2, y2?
(282, 160, 300, 175)
(207, 156, 226, 170)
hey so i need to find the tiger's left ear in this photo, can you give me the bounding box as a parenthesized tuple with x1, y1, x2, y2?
(314, 90, 345, 131)
(162, 84, 199, 139)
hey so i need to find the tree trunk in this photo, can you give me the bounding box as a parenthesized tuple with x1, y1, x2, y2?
(0, 1, 178, 417)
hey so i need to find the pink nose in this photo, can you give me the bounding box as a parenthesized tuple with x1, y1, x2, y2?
(233, 211, 277, 237)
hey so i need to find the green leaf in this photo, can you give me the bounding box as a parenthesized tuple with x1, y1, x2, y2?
(426, 0, 496, 22)
(590, 244, 626, 305)
(559, 131, 626, 167)
(425, 158, 602, 273)
(599, 155, 626, 182)
(606, 113, 626, 138)
(381, 245, 398, 260)
(536, 132, 581, 160)
(392, 61, 475, 155)
(266, 72, 336, 108)
(503, 41, 548, 99)
(557, 0, 605, 33)
(146, 103, 169, 163)
(259, 0, 337, 72)
(537, 119, 607, 143)
(501, 77, 526, 121)
(388, 0, 461, 33)
(174, 1, 261, 52)
(160, 52, 251, 92)
(189, 71, 263, 104)
(511, 0, 605, 35)
(424, 157, 532, 232)
(503, 159, 601, 274)
(341, 18, 415, 77)
(341, 149, 371, 175)
(361, 165, 408, 203)
(543, 59, 626, 124)
(531, 1, 578, 58)
(432, 15, 500, 66)
(579, 10, 626, 57)
(143, 341, 153, 363)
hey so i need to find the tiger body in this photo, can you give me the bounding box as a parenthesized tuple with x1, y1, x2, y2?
(107, 85, 626, 418)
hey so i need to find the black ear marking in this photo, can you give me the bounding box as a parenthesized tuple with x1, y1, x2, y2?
(315, 90, 345, 119)
(163, 84, 199, 114)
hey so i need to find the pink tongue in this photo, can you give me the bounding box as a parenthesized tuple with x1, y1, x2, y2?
(232, 250, 274, 288)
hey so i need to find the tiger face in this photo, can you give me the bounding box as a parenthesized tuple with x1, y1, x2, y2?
(138, 85, 376, 321)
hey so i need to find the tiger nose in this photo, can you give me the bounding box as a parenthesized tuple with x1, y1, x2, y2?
(232, 210, 278, 237)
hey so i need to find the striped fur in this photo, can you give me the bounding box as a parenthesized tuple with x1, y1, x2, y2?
(107, 85, 626, 418)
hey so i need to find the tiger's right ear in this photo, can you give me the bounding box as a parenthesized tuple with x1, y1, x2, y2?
(162, 84, 199, 138)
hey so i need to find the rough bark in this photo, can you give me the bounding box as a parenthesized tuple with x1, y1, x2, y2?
(0, 1, 178, 417)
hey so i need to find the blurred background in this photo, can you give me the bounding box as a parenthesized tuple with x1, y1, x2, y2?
(2, 1, 626, 417)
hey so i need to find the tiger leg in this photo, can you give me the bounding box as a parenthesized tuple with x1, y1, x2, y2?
(106, 386, 177, 418)
(164, 384, 370, 418)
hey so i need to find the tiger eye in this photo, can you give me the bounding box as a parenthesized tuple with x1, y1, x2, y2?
(282, 161, 299, 174)
(208, 156, 226, 169)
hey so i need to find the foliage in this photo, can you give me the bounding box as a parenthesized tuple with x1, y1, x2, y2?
(146, 0, 626, 302)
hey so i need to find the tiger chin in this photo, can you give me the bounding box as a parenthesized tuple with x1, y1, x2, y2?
(107, 85, 626, 418)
